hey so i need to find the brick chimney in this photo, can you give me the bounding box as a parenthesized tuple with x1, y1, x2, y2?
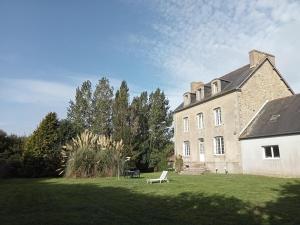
(249, 50, 275, 68)
(190, 81, 204, 101)
(190, 81, 203, 93)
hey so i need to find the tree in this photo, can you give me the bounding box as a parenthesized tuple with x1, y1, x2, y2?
(23, 112, 61, 177)
(57, 119, 77, 146)
(67, 80, 92, 133)
(91, 77, 114, 136)
(129, 91, 150, 168)
(112, 81, 131, 156)
(148, 89, 173, 169)
(0, 130, 25, 178)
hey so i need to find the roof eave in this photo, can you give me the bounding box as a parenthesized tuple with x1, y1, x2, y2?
(239, 131, 300, 140)
(174, 88, 239, 114)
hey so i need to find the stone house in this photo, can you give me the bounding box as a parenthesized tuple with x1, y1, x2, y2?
(173, 50, 294, 174)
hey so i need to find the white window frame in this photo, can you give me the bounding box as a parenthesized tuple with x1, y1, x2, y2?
(197, 113, 204, 129)
(262, 145, 280, 159)
(183, 117, 189, 132)
(214, 108, 222, 126)
(183, 141, 191, 156)
(212, 82, 219, 94)
(213, 136, 224, 155)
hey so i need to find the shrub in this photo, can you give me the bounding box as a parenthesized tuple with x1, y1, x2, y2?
(175, 155, 183, 173)
(153, 142, 174, 171)
(0, 131, 25, 178)
(60, 130, 124, 178)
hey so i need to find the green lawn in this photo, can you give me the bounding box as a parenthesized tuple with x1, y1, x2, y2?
(0, 173, 299, 225)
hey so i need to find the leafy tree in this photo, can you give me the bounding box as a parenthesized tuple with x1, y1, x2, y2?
(23, 112, 61, 177)
(129, 91, 150, 168)
(112, 81, 131, 156)
(67, 80, 92, 133)
(148, 88, 173, 169)
(91, 77, 114, 136)
(0, 130, 25, 178)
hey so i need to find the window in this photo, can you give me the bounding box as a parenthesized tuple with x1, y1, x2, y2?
(212, 81, 219, 94)
(197, 113, 204, 129)
(183, 117, 189, 132)
(196, 88, 204, 101)
(263, 145, 280, 159)
(214, 136, 224, 155)
(214, 108, 222, 126)
(183, 141, 190, 156)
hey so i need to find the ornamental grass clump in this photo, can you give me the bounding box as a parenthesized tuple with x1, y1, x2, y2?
(59, 130, 124, 178)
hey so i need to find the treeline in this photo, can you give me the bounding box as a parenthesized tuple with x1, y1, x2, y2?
(66, 78, 173, 170)
(0, 78, 173, 178)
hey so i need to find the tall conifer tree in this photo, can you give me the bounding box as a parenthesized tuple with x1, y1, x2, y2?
(91, 77, 113, 136)
(129, 91, 149, 167)
(148, 88, 173, 168)
(24, 112, 61, 177)
(112, 81, 131, 156)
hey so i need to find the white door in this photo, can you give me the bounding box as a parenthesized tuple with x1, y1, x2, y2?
(199, 142, 205, 162)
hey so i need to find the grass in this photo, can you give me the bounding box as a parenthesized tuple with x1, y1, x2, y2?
(0, 173, 299, 225)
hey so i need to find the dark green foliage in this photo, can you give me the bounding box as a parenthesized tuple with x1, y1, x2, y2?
(112, 81, 131, 156)
(148, 88, 173, 168)
(23, 112, 61, 177)
(0, 130, 25, 178)
(67, 80, 92, 133)
(91, 77, 114, 136)
(156, 142, 174, 171)
(129, 91, 150, 168)
(57, 119, 77, 145)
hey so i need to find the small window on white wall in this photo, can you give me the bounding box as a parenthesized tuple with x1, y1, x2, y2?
(214, 108, 222, 126)
(213, 136, 224, 155)
(197, 113, 204, 129)
(183, 141, 190, 156)
(183, 117, 189, 132)
(263, 145, 280, 159)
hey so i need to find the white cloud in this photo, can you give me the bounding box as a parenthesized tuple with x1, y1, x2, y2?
(129, 0, 300, 108)
(0, 78, 74, 105)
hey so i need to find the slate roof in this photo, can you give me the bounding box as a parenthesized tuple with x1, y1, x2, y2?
(240, 94, 300, 139)
(174, 64, 255, 112)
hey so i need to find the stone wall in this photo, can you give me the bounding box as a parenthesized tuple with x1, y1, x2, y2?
(239, 60, 293, 132)
(174, 92, 242, 173)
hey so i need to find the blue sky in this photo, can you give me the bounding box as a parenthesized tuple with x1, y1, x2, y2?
(1, 0, 300, 135)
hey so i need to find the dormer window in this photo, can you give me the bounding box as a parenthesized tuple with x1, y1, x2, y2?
(196, 88, 204, 101)
(183, 93, 191, 106)
(212, 81, 220, 95)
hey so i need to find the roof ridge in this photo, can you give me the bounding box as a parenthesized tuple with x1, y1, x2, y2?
(218, 64, 250, 80)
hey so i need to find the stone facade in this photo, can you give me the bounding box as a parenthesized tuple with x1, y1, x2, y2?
(173, 50, 293, 174)
(238, 61, 292, 130)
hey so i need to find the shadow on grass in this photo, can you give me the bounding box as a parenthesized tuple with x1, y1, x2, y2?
(0, 179, 300, 225)
(263, 181, 300, 225)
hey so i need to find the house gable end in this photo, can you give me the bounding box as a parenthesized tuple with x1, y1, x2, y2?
(238, 58, 294, 95)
